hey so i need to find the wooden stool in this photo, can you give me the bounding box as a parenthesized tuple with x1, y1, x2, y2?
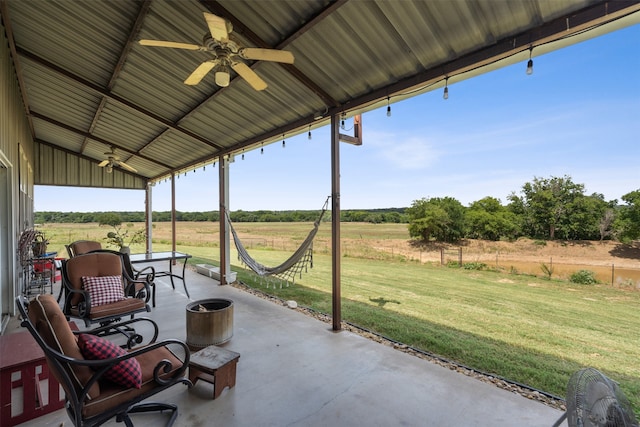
(188, 345, 240, 399)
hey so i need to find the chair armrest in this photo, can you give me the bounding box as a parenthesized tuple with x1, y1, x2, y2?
(62, 286, 92, 316)
(133, 265, 156, 283)
(81, 316, 159, 348)
(123, 275, 151, 302)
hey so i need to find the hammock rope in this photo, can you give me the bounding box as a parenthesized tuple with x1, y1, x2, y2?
(226, 197, 329, 287)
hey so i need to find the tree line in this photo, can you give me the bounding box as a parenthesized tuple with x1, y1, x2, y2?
(407, 175, 639, 243)
(34, 208, 408, 225)
(35, 175, 640, 243)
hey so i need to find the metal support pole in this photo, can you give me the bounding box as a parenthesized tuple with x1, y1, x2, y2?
(331, 114, 341, 331)
(219, 157, 229, 285)
(171, 172, 176, 257)
(145, 182, 153, 254)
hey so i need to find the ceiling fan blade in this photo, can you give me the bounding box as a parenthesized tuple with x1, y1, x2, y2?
(184, 60, 218, 85)
(119, 162, 138, 173)
(139, 39, 203, 51)
(240, 48, 294, 64)
(98, 160, 109, 167)
(204, 12, 229, 41)
(231, 61, 267, 91)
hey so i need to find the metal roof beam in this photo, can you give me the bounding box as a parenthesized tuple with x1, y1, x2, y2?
(30, 111, 174, 170)
(16, 47, 225, 151)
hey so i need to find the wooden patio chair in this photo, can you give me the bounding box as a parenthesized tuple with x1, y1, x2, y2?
(61, 252, 151, 335)
(16, 294, 191, 427)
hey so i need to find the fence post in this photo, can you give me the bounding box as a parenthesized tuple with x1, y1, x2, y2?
(611, 264, 614, 287)
(440, 248, 444, 265)
(458, 247, 462, 268)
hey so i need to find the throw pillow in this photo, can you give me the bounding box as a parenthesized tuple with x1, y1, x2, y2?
(81, 275, 125, 307)
(77, 333, 142, 389)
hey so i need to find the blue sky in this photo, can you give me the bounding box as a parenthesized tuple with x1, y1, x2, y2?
(36, 23, 640, 213)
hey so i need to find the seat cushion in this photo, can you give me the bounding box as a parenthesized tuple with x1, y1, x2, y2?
(28, 294, 100, 399)
(81, 275, 125, 307)
(81, 345, 185, 418)
(78, 334, 142, 389)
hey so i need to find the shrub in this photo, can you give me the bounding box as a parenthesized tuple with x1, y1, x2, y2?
(462, 262, 487, 271)
(570, 270, 598, 285)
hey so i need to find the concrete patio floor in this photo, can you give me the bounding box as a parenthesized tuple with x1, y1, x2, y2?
(7, 262, 567, 426)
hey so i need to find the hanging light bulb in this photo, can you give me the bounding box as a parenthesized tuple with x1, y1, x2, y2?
(386, 97, 391, 117)
(241, 150, 245, 160)
(526, 47, 533, 75)
(308, 125, 312, 140)
(261, 143, 264, 154)
(443, 77, 449, 100)
(341, 112, 346, 129)
(215, 65, 230, 87)
(282, 135, 286, 148)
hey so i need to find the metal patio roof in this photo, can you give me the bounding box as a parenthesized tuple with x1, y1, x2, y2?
(2, 0, 639, 189)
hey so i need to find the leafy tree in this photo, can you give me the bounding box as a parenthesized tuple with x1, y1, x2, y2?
(614, 189, 640, 242)
(561, 193, 610, 240)
(508, 175, 586, 239)
(465, 197, 518, 241)
(407, 197, 465, 242)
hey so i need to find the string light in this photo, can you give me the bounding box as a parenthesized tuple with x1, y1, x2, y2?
(241, 149, 245, 160)
(526, 46, 533, 75)
(341, 112, 346, 129)
(386, 97, 391, 117)
(282, 134, 285, 148)
(308, 125, 312, 140)
(443, 77, 449, 100)
(261, 143, 264, 154)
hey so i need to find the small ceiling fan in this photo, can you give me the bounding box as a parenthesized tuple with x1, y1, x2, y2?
(138, 12, 294, 91)
(98, 146, 137, 173)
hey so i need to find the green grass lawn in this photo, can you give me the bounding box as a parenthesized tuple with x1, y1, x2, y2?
(42, 223, 640, 413)
(195, 247, 640, 414)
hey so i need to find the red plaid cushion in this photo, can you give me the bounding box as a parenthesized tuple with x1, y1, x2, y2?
(77, 333, 142, 389)
(81, 275, 125, 307)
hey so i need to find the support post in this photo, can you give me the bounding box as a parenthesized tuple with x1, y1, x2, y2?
(171, 172, 176, 257)
(331, 114, 341, 331)
(145, 182, 153, 254)
(219, 157, 229, 285)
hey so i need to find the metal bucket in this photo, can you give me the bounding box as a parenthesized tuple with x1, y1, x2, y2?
(186, 298, 234, 350)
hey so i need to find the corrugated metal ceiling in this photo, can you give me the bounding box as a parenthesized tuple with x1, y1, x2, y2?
(1, 0, 639, 188)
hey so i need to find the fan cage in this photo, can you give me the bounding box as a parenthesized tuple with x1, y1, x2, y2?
(566, 368, 638, 427)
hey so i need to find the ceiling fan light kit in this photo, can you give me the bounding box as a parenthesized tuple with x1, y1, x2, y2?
(98, 146, 137, 173)
(139, 12, 294, 91)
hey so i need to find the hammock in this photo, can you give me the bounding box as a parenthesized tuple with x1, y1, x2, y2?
(227, 197, 329, 288)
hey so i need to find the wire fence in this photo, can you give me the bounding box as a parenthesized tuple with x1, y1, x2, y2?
(240, 238, 640, 289)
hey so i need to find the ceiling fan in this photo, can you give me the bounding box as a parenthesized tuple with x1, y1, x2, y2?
(138, 12, 295, 91)
(98, 146, 137, 173)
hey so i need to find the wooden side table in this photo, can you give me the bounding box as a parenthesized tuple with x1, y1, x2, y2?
(0, 330, 65, 426)
(188, 345, 240, 399)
